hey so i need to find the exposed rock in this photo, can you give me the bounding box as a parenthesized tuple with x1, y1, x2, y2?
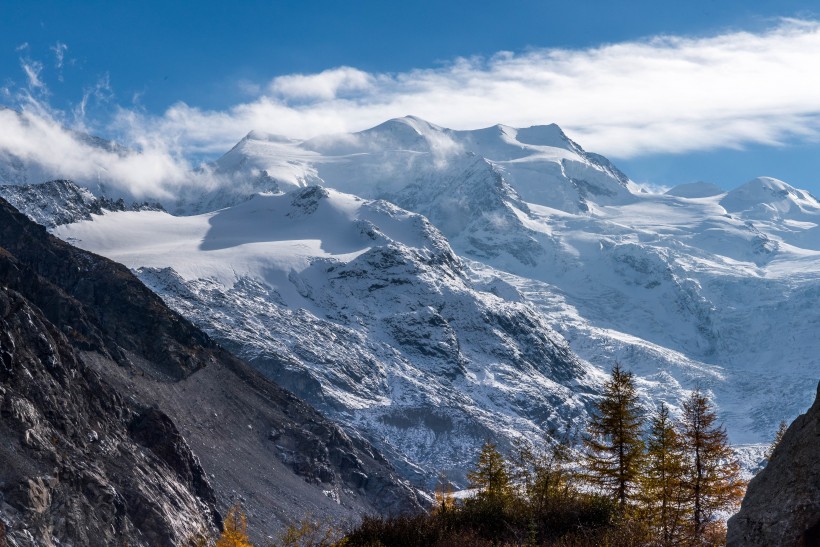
(0, 196, 212, 380)
(0, 279, 219, 545)
(727, 381, 820, 546)
(0, 179, 163, 229)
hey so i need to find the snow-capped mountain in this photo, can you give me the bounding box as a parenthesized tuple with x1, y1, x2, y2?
(203, 118, 820, 449)
(215, 116, 632, 214)
(52, 186, 600, 485)
(204, 117, 635, 272)
(4, 115, 819, 484)
(720, 176, 820, 219)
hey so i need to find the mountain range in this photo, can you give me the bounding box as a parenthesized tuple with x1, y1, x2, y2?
(3, 115, 819, 499)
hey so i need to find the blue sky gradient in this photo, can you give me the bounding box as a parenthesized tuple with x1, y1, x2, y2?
(3, 1, 820, 192)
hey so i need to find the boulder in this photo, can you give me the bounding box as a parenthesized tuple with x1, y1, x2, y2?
(727, 381, 820, 546)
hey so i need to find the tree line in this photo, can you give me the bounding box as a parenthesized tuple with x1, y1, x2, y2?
(346, 364, 746, 546)
(192, 364, 749, 546)
(579, 363, 745, 544)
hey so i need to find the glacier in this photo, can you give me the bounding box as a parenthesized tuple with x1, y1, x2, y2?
(4, 116, 818, 485)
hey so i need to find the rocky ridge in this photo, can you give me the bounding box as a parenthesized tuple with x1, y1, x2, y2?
(0, 179, 163, 229)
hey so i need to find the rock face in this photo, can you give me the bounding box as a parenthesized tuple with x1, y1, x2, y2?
(0, 197, 423, 544)
(727, 381, 820, 546)
(0, 251, 220, 545)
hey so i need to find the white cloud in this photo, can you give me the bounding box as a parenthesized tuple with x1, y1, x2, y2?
(4, 19, 820, 200)
(270, 66, 375, 101)
(0, 107, 198, 200)
(107, 19, 820, 161)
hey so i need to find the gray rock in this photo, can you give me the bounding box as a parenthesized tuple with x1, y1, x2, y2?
(0, 280, 218, 545)
(727, 381, 820, 546)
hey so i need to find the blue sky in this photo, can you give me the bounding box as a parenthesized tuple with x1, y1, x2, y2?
(3, 1, 820, 193)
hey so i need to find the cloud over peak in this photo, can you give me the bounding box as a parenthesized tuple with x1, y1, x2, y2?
(3, 18, 820, 199)
(117, 18, 820, 159)
(270, 66, 376, 101)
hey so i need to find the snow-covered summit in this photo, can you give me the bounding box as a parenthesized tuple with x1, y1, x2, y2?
(209, 116, 633, 215)
(720, 176, 820, 219)
(325, 115, 451, 153)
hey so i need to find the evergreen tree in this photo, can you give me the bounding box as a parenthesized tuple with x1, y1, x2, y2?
(583, 363, 645, 509)
(511, 427, 575, 513)
(467, 440, 512, 501)
(764, 419, 788, 461)
(680, 389, 745, 540)
(642, 403, 686, 546)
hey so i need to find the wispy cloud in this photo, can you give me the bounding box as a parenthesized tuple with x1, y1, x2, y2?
(3, 19, 820, 200)
(0, 108, 197, 200)
(20, 59, 45, 90)
(50, 42, 67, 69)
(50, 41, 68, 81)
(75, 72, 113, 123)
(112, 19, 820, 159)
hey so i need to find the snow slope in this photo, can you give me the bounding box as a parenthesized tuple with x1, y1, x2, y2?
(54, 186, 601, 485)
(469, 186, 820, 444)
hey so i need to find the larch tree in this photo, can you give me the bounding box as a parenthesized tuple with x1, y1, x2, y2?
(583, 363, 645, 509)
(215, 504, 253, 547)
(642, 403, 686, 546)
(511, 427, 575, 513)
(467, 440, 512, 502)
(433, 472, 456, 513)
(680, 389, 745, 540)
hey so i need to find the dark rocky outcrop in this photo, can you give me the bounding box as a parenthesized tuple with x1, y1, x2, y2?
(0, 273, 220, 545)
(727, 381, 820, 546)
(0, 197, 424, 544)
(0, 195, 213, 380)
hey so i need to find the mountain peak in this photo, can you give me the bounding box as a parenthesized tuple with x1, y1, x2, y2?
(360, 116, 445, 140)
(514, 123, 569, 147)
(721, 176, 820, 217)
